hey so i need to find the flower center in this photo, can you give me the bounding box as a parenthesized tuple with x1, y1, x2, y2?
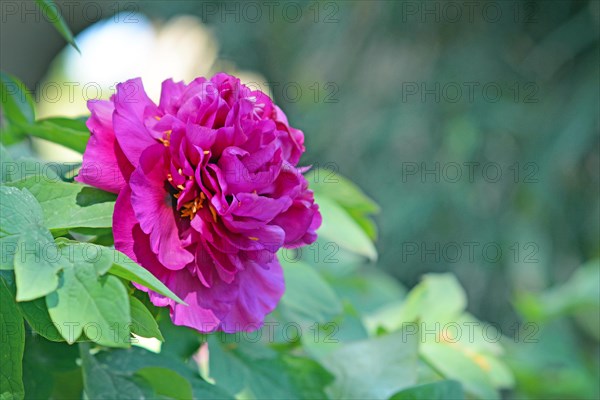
(167, 169, 219, 223)
(158, 130, 172, 147)
(180, 192, 206, 220)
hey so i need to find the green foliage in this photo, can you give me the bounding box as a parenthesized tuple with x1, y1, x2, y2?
(515, 259, 600, 326)
(315, 194, 378, 261)
(91, 345, 232, 399)
(0, 72, 35, 145)
(277, 259, 343, 325)
(45, 242, 131, 346)
(365, 274, 513, 399)
(0, 186, 45, 270)
(505, 259, 600, 399)
(14, 229, 65, 301)
(8, 177, 115, 232)
(322, 329, 419, 399)
(208, 335, 334, 399)
(107, 250, 185, 304)
(130, 296, 165, 341)
(307, 168, 380, 241)
(34, 0, 80, 53)
(24, 118, 89, 153)
(390, 380, 464, 400)
(0, 279, 25, 400)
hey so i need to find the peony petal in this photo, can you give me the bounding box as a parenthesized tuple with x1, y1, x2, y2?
(220, 257, 284, 332)
(166, 267, 237, 332)
(159, 78, 187, 115)
(76, 100, 131, 192)
(129, 144, 194, 270)
(113, 78, 162, 167)
(113, 186, 173, 307)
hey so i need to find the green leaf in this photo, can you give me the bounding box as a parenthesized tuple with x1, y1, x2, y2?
(399, 273, 467, 325)
(46, 243, 131, 347)
(22, 336, 81, 399)
(0, 145, 13, 183)
(330, 267, 406, 315)
(208, 336, 333, 399)
(130, 296, 164, 341)
(0, 279, 25, 399)
(307, 168, 379, 213)
(390, 380, 465, 400)
(278, 259, 343, 325)
(18, 297, 64, 342)
(8, 177, 115, 231)
(109, 250, 185, 305)
(515, 259, 600, 322)
(0, 271, 63, 342)
(135, 367, 193, 399)
(420, 342, 499, 400)
(0, 72, 35, 145)
(54, 238, 113, 276)
(364, 274, 509, 397)
(34, 0, 80, 53)
(315, 194, 378, 261)
(79, 343, 153, 399)
(322, 329, 419, 399)
(25, 118, 89, 153)
(0, 186, 44, 235)
(157, 308, 203, 359)
(307, 168, 379, 240)
(14, 229, 65, 301)
(0, 148, 63, 184)
(93, 345, 232, 399)
(368, 273, 467, 333)
(0, 186, 45, 270)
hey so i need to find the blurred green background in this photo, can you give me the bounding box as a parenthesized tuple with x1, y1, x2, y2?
(1, 0, 598, 398)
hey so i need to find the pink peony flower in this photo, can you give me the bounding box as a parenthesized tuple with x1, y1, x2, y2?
(77, 73, 320, 332)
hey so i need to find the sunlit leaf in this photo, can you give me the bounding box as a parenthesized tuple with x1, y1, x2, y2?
(46, 243, 131, 347)
(0, 186, 45, 270)
(315, 195, 377, 261)
(25, 118, 89, 153)
(8, 177, 115, 231)
(130, 296, 164, 341)
(135, 367, 193, 399)
(14, 229, 65, 302)
(108, 250, 185, 305)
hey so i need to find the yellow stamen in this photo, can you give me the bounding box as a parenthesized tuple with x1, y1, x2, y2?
(209, 204, 218, 223)
(180, 195, 205, 220)
(203, 150, 210, 155)
(158, 130, 172, 147)
(248, 236, 259, 241)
